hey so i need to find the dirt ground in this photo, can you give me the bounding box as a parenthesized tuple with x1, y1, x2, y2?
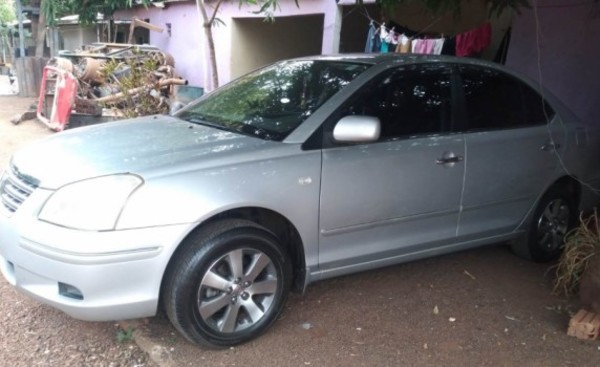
(130, 246, 600, 367)
(1, 94, 599, 366)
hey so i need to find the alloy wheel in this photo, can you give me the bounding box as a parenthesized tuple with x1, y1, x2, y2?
(536, 198, 570, 251)
(196, 248, 278, 334)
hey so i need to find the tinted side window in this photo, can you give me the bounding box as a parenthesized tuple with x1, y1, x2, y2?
(521, 83, 555, 124)
(460, 65, 525, 131)
(343, 64, 453, 140)
(459, 65, 555, 131)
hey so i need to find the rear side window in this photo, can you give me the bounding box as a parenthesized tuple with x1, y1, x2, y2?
(521, 82, 555, 125)
(459, 65, 554, 131)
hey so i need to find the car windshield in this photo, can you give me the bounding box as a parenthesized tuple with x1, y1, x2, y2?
(176, 60, 370, 141)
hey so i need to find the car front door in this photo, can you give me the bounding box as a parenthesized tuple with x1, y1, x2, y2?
(317, 63, 465, 273)
(455, 65, 562, 240)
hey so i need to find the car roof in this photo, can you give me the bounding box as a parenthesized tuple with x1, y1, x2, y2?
(294, 53, 502, 69)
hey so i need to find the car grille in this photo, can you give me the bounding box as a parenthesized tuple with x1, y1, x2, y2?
(0, 165, 39, 215)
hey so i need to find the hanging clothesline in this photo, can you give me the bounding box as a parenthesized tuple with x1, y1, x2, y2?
(363, 14, 491, 57)
(364, 19, 450, 55)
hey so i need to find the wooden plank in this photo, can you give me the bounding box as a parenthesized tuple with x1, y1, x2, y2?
(14, 57, 49, 97)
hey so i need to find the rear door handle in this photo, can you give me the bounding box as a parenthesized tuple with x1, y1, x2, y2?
(436, 155, 464, 165)
(541, 142, 561, 151)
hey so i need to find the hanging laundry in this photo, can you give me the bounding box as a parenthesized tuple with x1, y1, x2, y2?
(398, 34, 411, 53)
(411, 39, 424, 53)
(364, 22, 377, 53)
(379, 24, 389, 42)
(372, 31, 381, 53)
(386, 29, 400, 45)
(432, 39, 445, 55)
(380, 41, 390, 53)
(378, 25, 390, 52)
(455, 22, 492, 57)
(379, 25, 397, 53)
(423, 39, 436, 54)
(411, 38, 443, 55)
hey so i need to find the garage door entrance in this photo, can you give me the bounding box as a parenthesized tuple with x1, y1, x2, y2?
(231, 14, 324, 79)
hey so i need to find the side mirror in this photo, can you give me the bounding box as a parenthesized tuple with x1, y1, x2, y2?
(333, 115, 381, 143)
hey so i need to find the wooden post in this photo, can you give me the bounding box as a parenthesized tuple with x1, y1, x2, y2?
(15, 57, 49, 97)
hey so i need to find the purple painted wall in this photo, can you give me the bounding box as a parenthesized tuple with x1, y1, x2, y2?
(115, 0, 338, 90)
(506, 0, 600, 125)
(116, 4, 206, 87)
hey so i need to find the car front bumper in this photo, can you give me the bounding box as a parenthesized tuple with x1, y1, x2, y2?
(0, 188, 193, 321)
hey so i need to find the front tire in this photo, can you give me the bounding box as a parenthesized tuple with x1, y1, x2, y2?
(162, 219, 292, 347)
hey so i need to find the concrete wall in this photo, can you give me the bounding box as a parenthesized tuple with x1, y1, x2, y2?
(230, 14, 324, 79)
(115, 4, 206, 87)
(115, 0, 337, 90)
(113, 0, 533, 93)
(203, 0, 336, 89)
(59, 25, 97, 51)
(506, 0, 600, 125)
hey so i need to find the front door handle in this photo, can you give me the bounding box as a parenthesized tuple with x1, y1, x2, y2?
(436, 155, 464, 165)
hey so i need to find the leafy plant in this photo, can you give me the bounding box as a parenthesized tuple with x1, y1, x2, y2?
(41, 0, 154, 26)
(553, 209, 600, 297)
(0, 0, 15, 25)
(116, 326, 135, 343)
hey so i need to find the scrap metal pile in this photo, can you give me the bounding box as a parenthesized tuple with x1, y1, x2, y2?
(38, 42, 187, 131)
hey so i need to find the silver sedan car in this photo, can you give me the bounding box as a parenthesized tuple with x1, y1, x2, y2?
(1, 55, 599, 347)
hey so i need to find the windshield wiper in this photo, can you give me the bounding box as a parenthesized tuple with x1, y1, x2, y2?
(186, 118, 240, 134)
(180, 113, 280, 141)
(181, 112, 230, 130)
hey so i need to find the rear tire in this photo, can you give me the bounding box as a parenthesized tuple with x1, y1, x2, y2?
(512, 186, 576, 262)
(162, 219, 292, 347)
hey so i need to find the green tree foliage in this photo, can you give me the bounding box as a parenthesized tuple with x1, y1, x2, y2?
(0, 0, 16, 25)
(0, 0, 16, 60)
(41, 0, 153, 25)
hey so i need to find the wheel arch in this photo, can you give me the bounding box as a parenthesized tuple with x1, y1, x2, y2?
(160, 207, 307, 303)
(548, 175, 581, 210)
(511, 175, 581, 261)
(516, 175, 581, 233)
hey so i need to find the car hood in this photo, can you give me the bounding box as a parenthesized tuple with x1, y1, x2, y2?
(11, 115, 274, 189)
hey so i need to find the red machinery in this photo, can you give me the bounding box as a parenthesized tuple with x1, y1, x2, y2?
(36, 66, 78, 132)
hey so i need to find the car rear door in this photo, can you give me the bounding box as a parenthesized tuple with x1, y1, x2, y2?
(455, 64, 562, 240)
(317, 63, 466, 273)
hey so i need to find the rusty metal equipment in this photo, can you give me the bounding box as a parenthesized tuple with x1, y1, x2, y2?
(36, 66, 78, 132)
(36, 35, 189, 130)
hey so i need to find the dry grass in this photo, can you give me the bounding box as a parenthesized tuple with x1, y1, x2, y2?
(552, 208, 600, 297)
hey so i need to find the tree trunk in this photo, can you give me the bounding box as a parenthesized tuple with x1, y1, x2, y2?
(197, 0, 219, 90)
(34, 2, 47, 57)
(203, 22, 219, 89)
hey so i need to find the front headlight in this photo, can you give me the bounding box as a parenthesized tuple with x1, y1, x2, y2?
(39, 174, 143, 231)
